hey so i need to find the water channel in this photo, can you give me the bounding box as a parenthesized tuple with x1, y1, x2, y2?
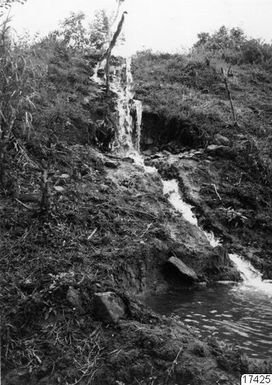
(94, 55, 272, 360)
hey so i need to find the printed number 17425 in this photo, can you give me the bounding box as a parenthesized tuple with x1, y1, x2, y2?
(241, 375, 272, 384)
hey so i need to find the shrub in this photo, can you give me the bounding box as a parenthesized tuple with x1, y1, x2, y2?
(193, 26, 272, 67)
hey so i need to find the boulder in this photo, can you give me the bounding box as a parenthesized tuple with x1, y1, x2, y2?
(167, 257, 198, 281)
(206, 144, 234, 159)
(104, 160, 118, 169)
(93, 292, 126, 323)
(66, 286, 83, 311)
(214, 134, 230, 146)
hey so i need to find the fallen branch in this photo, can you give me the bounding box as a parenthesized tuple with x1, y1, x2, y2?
(87, 228, 97, 240)
(15, 198, 33, 210)
(212, 183, 222, 201)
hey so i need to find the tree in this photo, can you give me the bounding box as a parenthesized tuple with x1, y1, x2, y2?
(194, 32, 210, 48)
(89, 9, 110, 50)
(59, 11, 88, 50)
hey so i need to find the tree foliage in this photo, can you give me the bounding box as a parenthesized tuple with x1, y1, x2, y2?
(89, 9, 110, 50)
(58, 11, 88, 51)
(194, 26, 272, 66)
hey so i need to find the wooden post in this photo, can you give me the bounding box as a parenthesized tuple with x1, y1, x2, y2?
(221, 67, 238, 126)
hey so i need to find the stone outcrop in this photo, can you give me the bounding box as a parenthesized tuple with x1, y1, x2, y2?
(214, 134, 231, 146)
(93, 292, 126, 323)
(167, 257, 198, 282)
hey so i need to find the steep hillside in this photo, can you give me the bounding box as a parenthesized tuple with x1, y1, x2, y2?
(1, 28, 272, 385)
(132, 51, 272, 277)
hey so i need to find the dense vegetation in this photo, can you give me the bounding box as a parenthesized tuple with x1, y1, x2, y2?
(133, 26, 272, 179)
(1, 7, 272, 384)
(194, 26, 272, 66)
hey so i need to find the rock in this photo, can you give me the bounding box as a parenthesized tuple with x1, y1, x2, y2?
(123, 157, 134, 163)
(145, 137, 154, 145)
(66, 286, 83, 310)
(54, 186, 65, 192)
(59, 173, 70, 179)
(167, 257, 198, 281)
(214, 134, 230, 146)
(206, 144, 234, 159)
(93, 292, 126, 323)
(97, 68, 105, 77)
(142, 149, 153, 156)
(99, 184, 109, 192)
(104, 160, 118, 169)
(207, 144, 225, 153)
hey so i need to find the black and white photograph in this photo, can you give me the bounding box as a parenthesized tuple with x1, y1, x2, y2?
(1, 1, 272, 384)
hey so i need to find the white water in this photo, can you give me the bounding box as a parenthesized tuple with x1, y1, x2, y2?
(110, 57, 135, 154)
(162, 179, 198, 226)
(162, 179, 220, 248)
(92, 51, 271, 297)
(229, 254, 272, 296)
(93, 56, 144, 161)
(134, 100, 143, 152)
(161, 181, 272, 295)
(94, 49, 272, 359)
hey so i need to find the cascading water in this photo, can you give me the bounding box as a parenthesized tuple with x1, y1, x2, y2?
(161, 178, 272, 295)
(162, 179, 220, 247)
(110, 57, 135, 154)
(93, 52, 272, 359)
(94, 56, 143, 160)
(147, 177, 272, 358)
(229, 253, 272, 295)
(134, 100, 143, 152)
(162, 179, 198, 226)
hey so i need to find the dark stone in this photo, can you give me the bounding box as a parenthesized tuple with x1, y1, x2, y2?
(93, 292, 126, 323)
(206, 145, 235, 159)
(66, 286, 83, 310)
(167, 257, 198, 281)
(104, 160, 119, 169)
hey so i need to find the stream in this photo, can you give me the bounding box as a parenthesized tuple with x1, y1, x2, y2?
(145, 283, 272, 359)
(147, 179, 272, 359)
(154, 178, 272, 359)
(94, 55, 272, 360)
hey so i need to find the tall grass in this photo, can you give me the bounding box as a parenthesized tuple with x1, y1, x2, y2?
(0, 17, 36, 189)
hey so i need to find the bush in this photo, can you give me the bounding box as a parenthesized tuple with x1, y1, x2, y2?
(193, 26, 272, 67)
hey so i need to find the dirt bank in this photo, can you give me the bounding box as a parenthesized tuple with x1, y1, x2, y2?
(2, 142, 267, 385)
(145, 145, 272, 279)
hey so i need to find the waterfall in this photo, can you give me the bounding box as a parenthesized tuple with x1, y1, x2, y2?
(162, 179, 220, 247)
(162, 180, 198, 226)
(93, 55, 271, 294)
(110, 58, 134, 154)
(108, 56, 143, 157)
(162, 179, 272, 293)
(229, 254, 272, 295)
(134, 100, 143, 152)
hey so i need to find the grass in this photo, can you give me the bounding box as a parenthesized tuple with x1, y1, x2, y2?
(132, 50, 272, 141)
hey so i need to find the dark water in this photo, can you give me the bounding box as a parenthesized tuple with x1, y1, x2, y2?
(145, 284, 272, 359)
